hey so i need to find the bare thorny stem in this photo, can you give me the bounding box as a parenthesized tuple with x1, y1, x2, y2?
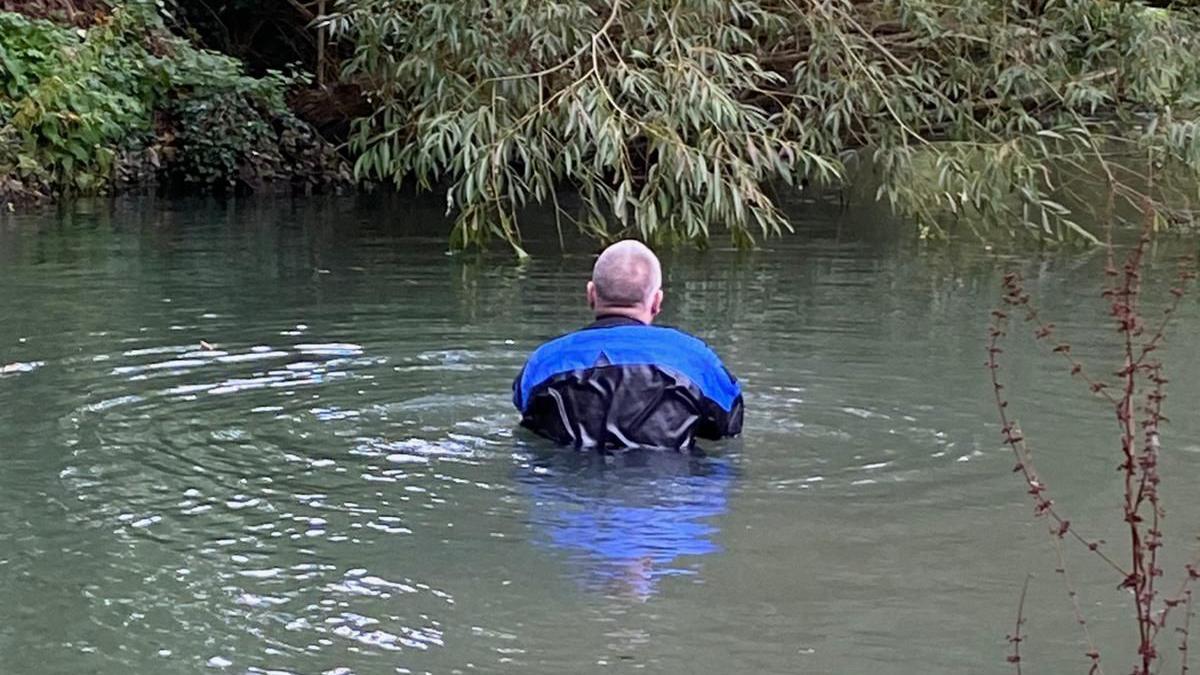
(1009, 574, 1033, 673)
(988, 206, 1197, 674)
(988, 284, 1124, 575)
(1054, 537, 1105, 674)
(988, 294, 1108, 674)
(1180, 591, 1195, 674)
(1163, 559, 1200, 632)
(1114, 224, 1156, 673)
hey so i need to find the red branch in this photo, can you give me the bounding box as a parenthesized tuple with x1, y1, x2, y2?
(988, 284, 1125, 576)
(1180, 590, 1194, 675)
(988, 206, 1197, 674)
(988, 299, 1111, 672)
(1003, 276, 1116, 405)
(1162, 557, 1200, 641)
(1008, 574, 1032, 674)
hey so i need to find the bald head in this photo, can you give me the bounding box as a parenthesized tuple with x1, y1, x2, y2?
(587, 240, 664, 323)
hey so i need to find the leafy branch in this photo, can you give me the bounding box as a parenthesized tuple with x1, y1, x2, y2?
(327, 0, 1200, 253)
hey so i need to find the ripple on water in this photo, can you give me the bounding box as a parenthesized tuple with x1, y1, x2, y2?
(20, 311, 707, 669)
(295, 343, 364, 357)
(745, 384, 1000, 499)
(0, 360, 44, 376)
(45, 321, 513, 668)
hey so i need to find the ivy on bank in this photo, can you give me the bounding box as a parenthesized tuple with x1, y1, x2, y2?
(0, 5, 345, 206)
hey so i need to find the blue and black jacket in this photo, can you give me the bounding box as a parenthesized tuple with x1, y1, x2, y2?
(513, 316, 744, 451)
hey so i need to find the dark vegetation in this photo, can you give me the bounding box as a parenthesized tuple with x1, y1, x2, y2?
(0, 1, 347, 208)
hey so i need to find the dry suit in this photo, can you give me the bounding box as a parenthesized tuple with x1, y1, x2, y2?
(512, 315, 743, 451)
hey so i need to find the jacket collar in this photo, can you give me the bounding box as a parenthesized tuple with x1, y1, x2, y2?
(586, 314, 647, 330)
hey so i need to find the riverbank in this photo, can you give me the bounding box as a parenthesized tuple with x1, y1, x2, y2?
(0, 5, 349, 210)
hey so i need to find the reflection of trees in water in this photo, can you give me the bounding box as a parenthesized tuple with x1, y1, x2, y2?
(515, 448, 735, 601)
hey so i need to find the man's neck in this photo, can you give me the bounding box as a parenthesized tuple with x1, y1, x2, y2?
(587, 314, 647, 330)
(593, 306, 652, 325)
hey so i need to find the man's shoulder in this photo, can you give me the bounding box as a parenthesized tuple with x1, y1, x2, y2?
(535, 324, 707, 350)
(526, 324, 721, 370)
(643, 325, 724, 356)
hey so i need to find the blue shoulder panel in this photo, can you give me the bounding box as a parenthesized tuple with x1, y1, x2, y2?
(514, 326, 741, 412)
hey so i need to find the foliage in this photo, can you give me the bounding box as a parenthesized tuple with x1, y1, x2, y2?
(160, 26, 348, 192)
(164, 43, 295, 189)
(329, 0, 1200, 254)
(0, 12, 73, 101)
(0, 6, 161, 194)
(0, 4, 344, 204)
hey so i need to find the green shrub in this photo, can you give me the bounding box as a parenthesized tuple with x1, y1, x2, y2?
(163, 45, 300, 190)
(1, 7, 161, 193)
(0, 4, 343, 203)
(0, 12, 73, 102)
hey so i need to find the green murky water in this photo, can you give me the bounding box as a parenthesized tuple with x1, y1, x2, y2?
(1, 195, 1198, 674)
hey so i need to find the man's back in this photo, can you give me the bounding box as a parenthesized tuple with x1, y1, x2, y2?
(513, 317, 743, 451)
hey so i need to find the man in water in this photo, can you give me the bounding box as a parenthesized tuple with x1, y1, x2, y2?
(512, 240, 743, 451)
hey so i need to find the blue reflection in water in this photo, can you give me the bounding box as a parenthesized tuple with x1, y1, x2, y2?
(515, 449, 736, 600)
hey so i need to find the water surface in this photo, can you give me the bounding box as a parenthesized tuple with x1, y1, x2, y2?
(2, 195, 1199, 674)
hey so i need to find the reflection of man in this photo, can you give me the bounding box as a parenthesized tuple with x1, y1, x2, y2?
(513, 240, 743, 451)
(517, 451, 734, 601)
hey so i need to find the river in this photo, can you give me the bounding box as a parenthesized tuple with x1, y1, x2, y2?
(1, 195, 1198, 674)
